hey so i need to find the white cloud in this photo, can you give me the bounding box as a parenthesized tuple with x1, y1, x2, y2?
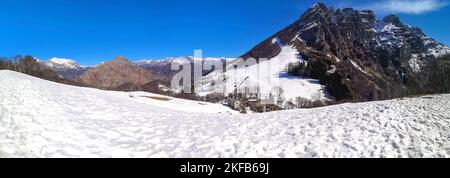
(371, 0, 448, 14)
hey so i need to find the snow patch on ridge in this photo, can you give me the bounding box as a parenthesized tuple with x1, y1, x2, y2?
(45, 57, 86, 70)
(429, 45, 450, 58)
(409, 54, 423, 73)
(350, 60, 368, 74)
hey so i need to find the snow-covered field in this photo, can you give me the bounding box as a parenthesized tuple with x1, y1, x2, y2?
(1, 70, 450, 158)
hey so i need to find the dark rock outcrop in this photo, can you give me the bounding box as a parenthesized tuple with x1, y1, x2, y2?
(79, 56, 161, 91)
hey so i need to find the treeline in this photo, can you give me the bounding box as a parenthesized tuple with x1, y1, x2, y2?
(287, 52, 352, 101)
(0, 55, 82, 86)
(427, 54, 450, 93)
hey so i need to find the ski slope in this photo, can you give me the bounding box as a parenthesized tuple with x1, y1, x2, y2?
(1, 70, 450, 158)
(198, 38, 327, 105)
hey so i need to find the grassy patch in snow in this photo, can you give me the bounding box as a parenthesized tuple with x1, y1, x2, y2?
(141, 96, 172, 101)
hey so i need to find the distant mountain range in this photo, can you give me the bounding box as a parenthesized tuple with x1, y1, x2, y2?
(39, 56, 232, 96)
(37, 2, 450, 107)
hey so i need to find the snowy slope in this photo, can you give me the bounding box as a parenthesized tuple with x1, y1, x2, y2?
(1, 70, 450, 158)
(198, 38, 328, 104)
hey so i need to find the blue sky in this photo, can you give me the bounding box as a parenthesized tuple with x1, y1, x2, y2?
(0, 0, 449, 65)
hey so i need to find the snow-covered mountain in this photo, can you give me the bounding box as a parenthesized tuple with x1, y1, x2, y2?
(136, 57, 234, 67)
(136, 57, 194, 67)
(375, 15, 450, 59)
(1, 70, 450, 158)
(135, 57, 195, 81)
(41, 57, 90, 80)
(45, 57, 83, 70)
(217, 2, 450, 105)
(374, 14, 450, 73)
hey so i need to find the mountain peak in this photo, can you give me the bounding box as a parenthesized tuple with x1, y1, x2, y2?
(382, 14, 402, 26)
(114, 56, 127, 60)
(112, 56, 129, 63)
(46, 57, 81, 69)
(310, 2, 328, 10)
(49, 57, 77, 65)
(299, 2, 332, 24)
(80, 56, 160, 90)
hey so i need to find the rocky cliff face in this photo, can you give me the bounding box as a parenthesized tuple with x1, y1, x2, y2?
(241, 2, 450, 102)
